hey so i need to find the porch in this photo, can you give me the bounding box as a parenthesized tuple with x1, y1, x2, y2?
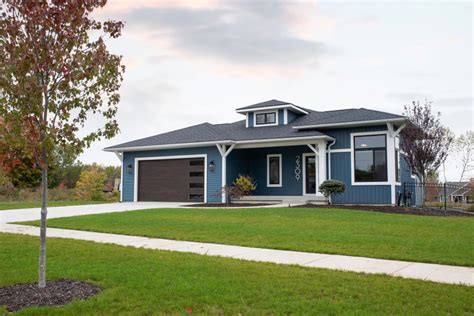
(216, 139, 329, 204)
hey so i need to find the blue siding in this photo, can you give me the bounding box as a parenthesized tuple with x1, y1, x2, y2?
(247, 112, 254, 127)
(122, 147, 222, 203)
(227, 146, 313, 196)
(287, 110, 299, 123)
(396, 153, 417, 205)
(278, 109, 285, 125)
(330, 152, 391, 204)
(321, 126, 387, 150)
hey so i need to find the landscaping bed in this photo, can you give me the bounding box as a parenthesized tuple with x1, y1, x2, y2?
(0, 279, 100, 313)
(292, 204, 474, 217)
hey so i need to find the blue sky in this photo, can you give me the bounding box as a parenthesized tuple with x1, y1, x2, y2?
(83, 0, 473, 181)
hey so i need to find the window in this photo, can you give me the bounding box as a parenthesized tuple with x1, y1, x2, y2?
(255, 112, 277, 125)
(267, 154, 282, 187)
(354, 134, 387, 182)
(189, 172, 204, 177)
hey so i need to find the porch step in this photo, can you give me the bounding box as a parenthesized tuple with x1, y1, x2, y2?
(232, 196, 328, 206)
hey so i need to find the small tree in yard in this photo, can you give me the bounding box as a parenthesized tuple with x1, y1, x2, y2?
(0, 1, 125, 288)
(453, 131, 474, 182)
(318, 180, 345, 204)
(400, 100, 453, 206)
(75, 168, 107, 201)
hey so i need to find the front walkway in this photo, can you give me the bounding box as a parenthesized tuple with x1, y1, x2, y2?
(1, 203, 472, 287)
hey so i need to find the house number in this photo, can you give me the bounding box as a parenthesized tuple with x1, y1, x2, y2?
(295, 155, 301, 181)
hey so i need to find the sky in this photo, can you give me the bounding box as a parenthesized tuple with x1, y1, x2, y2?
(81, 0, 473, 181)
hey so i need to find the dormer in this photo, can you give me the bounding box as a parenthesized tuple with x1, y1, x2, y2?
(236, 99, 308, 128)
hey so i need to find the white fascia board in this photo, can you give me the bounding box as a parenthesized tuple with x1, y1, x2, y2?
(106, 136, 334, 152)
(293, 118, 406, 130)
(104, 140, 235, 152)
(236, 104, 308, 115)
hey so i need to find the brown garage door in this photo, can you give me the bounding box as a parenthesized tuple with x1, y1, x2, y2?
(137, 158, 205, 202)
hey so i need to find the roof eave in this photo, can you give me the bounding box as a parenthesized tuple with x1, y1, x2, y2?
(236, 104, 308, 115)
(103, 135, 334, 152)
(293, 118, 406, 130)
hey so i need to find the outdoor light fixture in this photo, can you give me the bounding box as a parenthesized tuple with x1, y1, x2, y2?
(208, 160, 215, 171)
(127, 164, 133, 174)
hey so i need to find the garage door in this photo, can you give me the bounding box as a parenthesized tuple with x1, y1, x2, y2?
(137, 158, 205, 202)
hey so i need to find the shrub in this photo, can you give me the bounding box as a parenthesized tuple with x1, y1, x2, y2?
(318, 180, 345, 204)
(233, 175, 257, 195)
(75, 168, 107, 201)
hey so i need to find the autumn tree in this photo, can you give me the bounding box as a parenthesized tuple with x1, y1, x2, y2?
(0, 1, 125, 288)
(400, 100, 454, 184)
(75, 167, 106, 201)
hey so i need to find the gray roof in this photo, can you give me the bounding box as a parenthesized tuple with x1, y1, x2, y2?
(105, 101, 405, 151)
(293, 108, 405, 128)
(236, 99, 308, 113)
(105, 120, 328, 150)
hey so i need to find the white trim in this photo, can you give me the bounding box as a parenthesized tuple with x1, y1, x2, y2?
(245, 114, 249, 128)
(267, 154, 282, 187)
(284, 109, 288, 125)
(105, 140, 234, 152)
(216, 144, 235, 203)
(350, 130, 399, 204)
(106, 136, 334, 152)
(307, 144, 319, 156)
(133, 154, 208, 203)
(330, 148, 351, 153)
(350, 131, 391, 186)
(327, 140, 336, 179)
(253, 110, 279, 127)
(237, 104, 308, 115)
(302, 153, 318, 196)
(293, 118, 406, 130)
(114, 152, 124, 202)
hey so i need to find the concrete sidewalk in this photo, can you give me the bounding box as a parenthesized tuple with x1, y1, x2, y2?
(1, 223, 472, 287)
(1, 203, 472, 287)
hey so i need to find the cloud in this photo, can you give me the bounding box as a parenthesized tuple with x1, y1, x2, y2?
(120, 2, 327, 72)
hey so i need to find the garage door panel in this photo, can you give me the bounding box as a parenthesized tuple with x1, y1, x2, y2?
(138, 158, 205, 202)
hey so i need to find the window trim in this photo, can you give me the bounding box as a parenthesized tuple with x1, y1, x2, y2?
(395, 136, 401, 185)
(267, 154, 282, 187)
(351, 131, 391, 186)
(254, 110, 279, 127)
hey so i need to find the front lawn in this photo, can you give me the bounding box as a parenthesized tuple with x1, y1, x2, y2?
(23, 207, 474, 266)
(0, 200, 110, 211)
(1, 233, 473, 314)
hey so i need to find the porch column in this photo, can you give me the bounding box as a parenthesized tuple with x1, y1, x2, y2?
(114, 151, 123, 202)
(387, 123, 406, 205)
(307, 143, 326, 196)
(216, 143, 235, 203)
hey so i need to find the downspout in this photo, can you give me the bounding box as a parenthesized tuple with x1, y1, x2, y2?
(327, 140, 336, 180)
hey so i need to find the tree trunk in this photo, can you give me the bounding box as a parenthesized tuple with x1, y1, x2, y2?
(38, 145, 48, 288)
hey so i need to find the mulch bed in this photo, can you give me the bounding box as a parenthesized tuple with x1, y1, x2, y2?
(0, 279, 100, 313)
(292, 204, 474, 217)
(187, 203, 275, 208)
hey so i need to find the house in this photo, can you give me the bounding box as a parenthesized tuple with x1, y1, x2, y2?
(104, 100, 415, 205)
(445, 180, 473, 203)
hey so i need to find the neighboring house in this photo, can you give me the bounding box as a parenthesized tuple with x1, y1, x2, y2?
(105, 100, 414, 205)
(441, 180, 473, 203)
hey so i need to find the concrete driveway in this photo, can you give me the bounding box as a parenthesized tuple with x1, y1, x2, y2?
(0, 202, 188, 226)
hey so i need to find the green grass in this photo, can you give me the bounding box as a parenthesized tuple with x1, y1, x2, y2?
(0, 200, 110, 210)
(22, 207, 474, 267)
(1, 233, 473, 315)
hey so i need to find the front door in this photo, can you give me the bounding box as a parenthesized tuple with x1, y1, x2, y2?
(304, 155, 317, 195)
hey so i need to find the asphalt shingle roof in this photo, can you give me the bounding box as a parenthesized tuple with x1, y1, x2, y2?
(236, 99, 308, 113)
(105, 101, 406, 151)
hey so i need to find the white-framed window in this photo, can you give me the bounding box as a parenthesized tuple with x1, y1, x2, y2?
(254, 111, 278, 127)
(267, 154, 282, 187)
(351, 133, 390, 185)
